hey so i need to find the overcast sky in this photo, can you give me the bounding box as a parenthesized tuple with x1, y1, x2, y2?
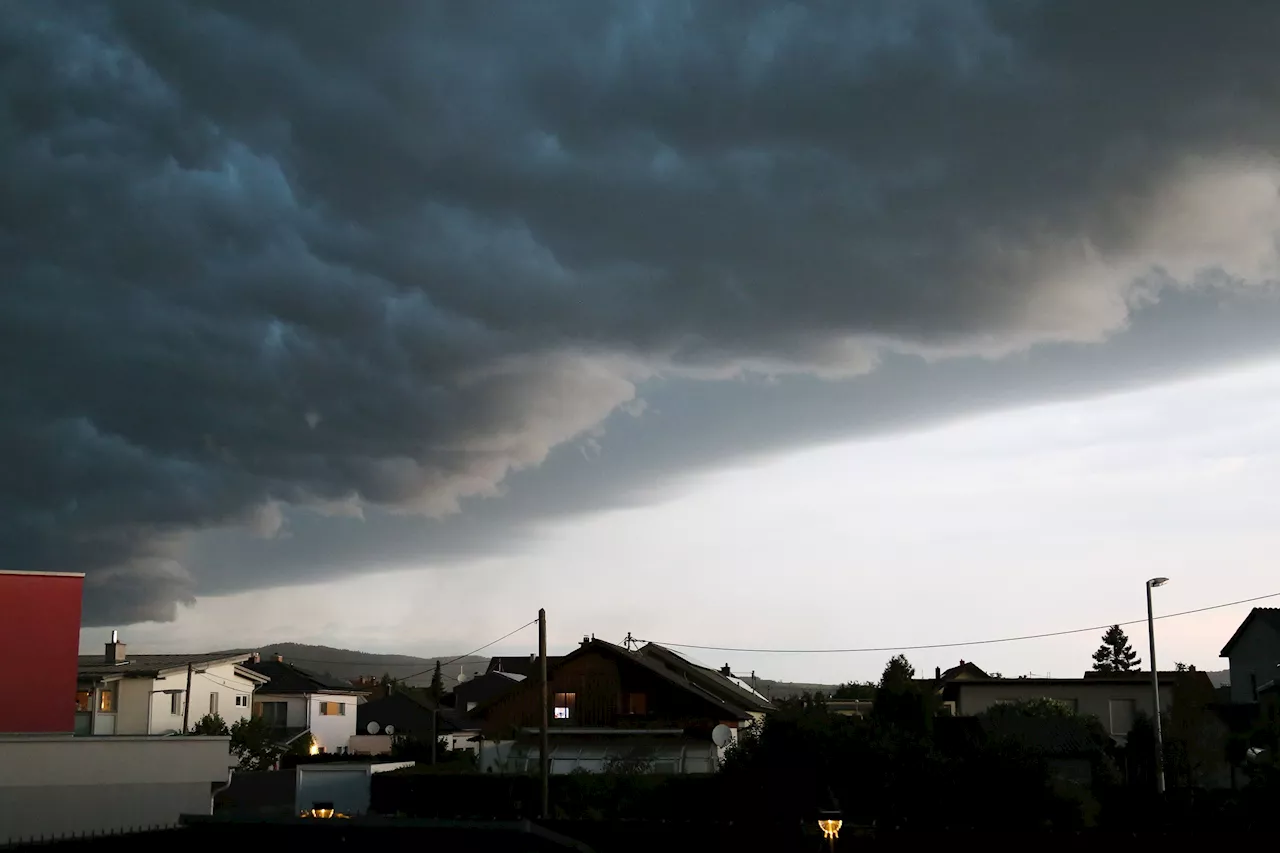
(99, 357, 1280, 683)
(3, 2, 1278, 682)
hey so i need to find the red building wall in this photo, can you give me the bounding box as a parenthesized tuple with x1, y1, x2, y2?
(0, 571, 84, 733)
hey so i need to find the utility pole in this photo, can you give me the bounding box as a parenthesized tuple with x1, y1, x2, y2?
(1146, 577, 1170, 795)
(182, 663, 193, 733)
(539, 608, 549, 820)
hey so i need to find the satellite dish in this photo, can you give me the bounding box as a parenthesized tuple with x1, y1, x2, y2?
(384, 725, 395, 735)
(711, 724, 732, 747)
(366, 721, 380, 734)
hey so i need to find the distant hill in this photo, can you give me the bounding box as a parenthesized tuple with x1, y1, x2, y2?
(257, 643, 1231, 695)
(259, 642, 489, 688)
(752, 679, 843, 701)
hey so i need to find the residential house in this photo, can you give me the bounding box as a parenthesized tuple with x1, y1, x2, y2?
(471, 638, 772, 775)
(245, 654, 369, 754)
(0, 572, 236, 844)
(951, 674, 1172, 742)
(354, 688, 479, 753)
(453, 669, 528, 714)
(76, 633, 269, 736)
(1220, 608, 1280, 704)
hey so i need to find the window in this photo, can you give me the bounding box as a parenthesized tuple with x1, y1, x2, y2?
(554, 692, 576, 720)
(258, 701, 287, 726)
(170, 693, 182, 715)
(235, 695, 248, 707)
(624, 693, 647, 715)
(1108, 698, 1136, 736)
(320, 701, 346, 716)
(209, 692, 219, 715)
(98, 687, 115, 713)
(75, 690, 92, 713)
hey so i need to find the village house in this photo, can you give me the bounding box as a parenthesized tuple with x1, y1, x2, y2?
(244, 654, 369, 754)
(76, 632, 268, 736)
(470, 637, 771, 774)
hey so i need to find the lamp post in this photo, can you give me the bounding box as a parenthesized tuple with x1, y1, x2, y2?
(1146, 577, 1169, 795)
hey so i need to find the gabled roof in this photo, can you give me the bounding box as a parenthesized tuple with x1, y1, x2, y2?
(474, 639, 769, 723)
(1220, 608, 1280, 657)
(937, 661, 990, 683)
(356, 691, 472, 736)
(246, 659, 369, 695)
(454, 671, 527, 709)
(487, 655, 563, 678)
(637, 644, 773, 714)
(78, 650, 257, 679)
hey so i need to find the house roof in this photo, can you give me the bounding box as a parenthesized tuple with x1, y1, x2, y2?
(637, 644, 774, 714)
(78, 650, 257, 679)
(245, 659, 369, 695)
(453, 671, 527, 708)
(487, 655, 563, 678)
(356, 691, 472, 736)
(471, 638, 768, 723)
(1220, 608, 1280, 657)
(937, 661, 990, 683)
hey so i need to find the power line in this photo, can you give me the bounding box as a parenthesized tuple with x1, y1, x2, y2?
(639, 590, 1280, 655)
(390, 619, 539, 684)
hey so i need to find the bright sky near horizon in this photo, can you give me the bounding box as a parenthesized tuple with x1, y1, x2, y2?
(93, 356, 1280, 684)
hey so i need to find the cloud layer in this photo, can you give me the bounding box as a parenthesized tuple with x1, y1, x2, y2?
(4, 1, 1280, 623)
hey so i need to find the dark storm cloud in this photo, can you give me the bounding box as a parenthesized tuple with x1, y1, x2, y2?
(3, 1, 1279, 623)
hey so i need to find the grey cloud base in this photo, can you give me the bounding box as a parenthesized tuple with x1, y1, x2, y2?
(2, 0, 1279, 623)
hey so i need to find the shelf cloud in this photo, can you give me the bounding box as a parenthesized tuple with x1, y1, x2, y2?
(3, 1, 1279, 623)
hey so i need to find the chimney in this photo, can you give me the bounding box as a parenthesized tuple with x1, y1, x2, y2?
(935, 666, 941, 680)
(104, 630, 127, 664)
(274, 653, 284, 663)
(720, 664, 732, 676)
(248, 652, 261, 664)
(580, 635, 591, 647)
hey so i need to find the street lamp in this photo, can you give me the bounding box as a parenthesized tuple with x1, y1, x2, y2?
(1146, 577, 1169, 795)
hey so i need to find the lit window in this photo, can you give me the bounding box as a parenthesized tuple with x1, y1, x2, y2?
(99, 688, 115, 713)
(170, 693, 182, 715)
(320, 701, 346, 716)
(75, 690, 92, 712)
(625, 693, 647, 715)
(554, 692, 576, 720)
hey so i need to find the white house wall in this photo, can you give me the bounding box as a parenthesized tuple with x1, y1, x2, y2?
(185, 663, 256, 728)
(307, 694, 358, 753)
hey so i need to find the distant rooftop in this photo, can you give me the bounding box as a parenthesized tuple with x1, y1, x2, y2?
(78, 651, 254, 678)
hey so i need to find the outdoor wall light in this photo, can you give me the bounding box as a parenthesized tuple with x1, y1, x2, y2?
(817, 810, 842, 839)
(308, 802, 336, 819)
